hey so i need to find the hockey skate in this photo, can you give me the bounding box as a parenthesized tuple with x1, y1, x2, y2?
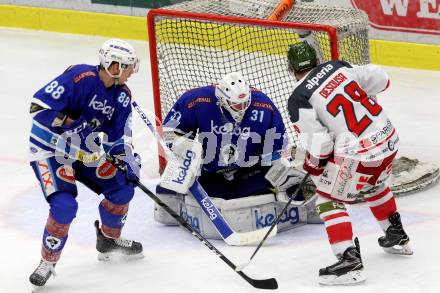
(29, 259, 56, 288)
(95, 220, 144, 261)
(319, 238, 366, 285)
(379, 212, 413, 255)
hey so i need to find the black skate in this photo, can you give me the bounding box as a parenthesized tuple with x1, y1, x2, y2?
(319, 238, 366, 285)
(378, 212, 413, 255)
(95, 220, 144, 261)
(29, 259, 56, 288)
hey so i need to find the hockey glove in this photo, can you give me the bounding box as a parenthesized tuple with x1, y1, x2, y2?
(61, 116, 101, 161)
(107, 143, 141, 183)
(303, 151, 332, 176)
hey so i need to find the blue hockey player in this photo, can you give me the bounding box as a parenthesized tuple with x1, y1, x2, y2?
(155, 72, 307, 237)
(28, 39, 143, 288)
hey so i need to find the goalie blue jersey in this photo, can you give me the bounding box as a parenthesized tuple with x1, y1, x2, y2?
(29, 64, 132, 161)
(163, 85, 287, 173)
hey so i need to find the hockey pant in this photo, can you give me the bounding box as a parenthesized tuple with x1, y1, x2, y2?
(31, 157, 135, 262)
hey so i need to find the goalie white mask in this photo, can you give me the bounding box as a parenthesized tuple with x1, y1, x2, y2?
(99, 39, 140, 79)
(215, 72, 251, 122)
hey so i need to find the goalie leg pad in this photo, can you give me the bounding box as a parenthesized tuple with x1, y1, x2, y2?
(182, 193, 307, 239)
(154, 192, 185, 225)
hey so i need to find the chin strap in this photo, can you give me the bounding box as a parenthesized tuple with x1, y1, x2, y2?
(103, 65, 123, 85)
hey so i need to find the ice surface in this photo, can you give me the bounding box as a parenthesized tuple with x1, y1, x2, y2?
(1, 28, 439, 293)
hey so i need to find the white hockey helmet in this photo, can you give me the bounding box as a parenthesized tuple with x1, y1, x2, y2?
(215, 72, 251, 122)
(99, 39, 139, 78)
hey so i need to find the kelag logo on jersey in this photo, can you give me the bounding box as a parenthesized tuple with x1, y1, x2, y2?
(211, 121, 251, 138)
(88, 95, 115, 120)
(254, 206, 300, 228)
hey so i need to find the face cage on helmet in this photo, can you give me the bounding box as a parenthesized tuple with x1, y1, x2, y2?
(217, 87, 251, 122)
(104, 57, 140, 79)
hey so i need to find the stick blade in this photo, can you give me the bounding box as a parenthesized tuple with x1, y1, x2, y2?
(240, 273, 278, 290)
(225, 225, 278, 246)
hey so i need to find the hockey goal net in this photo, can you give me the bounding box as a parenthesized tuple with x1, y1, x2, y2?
(147, 0, 439, 196)
(148, 0, 369, 168)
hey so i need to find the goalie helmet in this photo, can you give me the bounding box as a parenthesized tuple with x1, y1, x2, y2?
(215, 72, 251, 122)
(99, 39, 139, 78)
(287, 41, 317, 73)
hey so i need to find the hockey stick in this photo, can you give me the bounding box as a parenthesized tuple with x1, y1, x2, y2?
(267, 0, 295, 20)
(236, 172, 311, 271)
(132, 101, 277, 246)
(106, 154, 278, 290)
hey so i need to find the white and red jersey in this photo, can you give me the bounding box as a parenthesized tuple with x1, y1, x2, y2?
(288, 60, 398, 161)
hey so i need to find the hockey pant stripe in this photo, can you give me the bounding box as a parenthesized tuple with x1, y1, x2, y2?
(41, 214, 70, 263)
(99, 199, 129, 238)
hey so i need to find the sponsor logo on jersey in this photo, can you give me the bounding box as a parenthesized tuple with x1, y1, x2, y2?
(369, 119, 394, 144)
(388, 139, 395, 151)
(305, 64, 334, 90)
(56, 165, 75, 184)
(211, 121, 250, 138)
(255, 206, 300, 228)
(88, 95, 115, 120)
(172, 150, 196, 185)
(73, 71, 96, 83)
(96, 160, 117, 179)
(89, 118, 102, 131)
(319, 72, 348, 98)
(253, 102, 273, 110)
(187, 97, 212, 108)
(221, 144, 238, 165)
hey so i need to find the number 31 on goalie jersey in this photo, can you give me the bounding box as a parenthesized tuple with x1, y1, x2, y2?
(326, 81, 382, 136)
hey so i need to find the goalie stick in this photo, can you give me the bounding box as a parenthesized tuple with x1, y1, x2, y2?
(132, 101, 277, 246)
(106, 154, 278, 290)
(236, 172, 311, 271)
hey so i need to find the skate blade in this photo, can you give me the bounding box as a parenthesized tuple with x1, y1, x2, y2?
(319, 269, 366, 286)
(383, 244, 413, 255)
(98, 252, 144, 262)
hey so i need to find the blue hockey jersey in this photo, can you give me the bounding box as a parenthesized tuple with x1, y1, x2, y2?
(29, 64, 132, 161)
(163, 85, 287, 173)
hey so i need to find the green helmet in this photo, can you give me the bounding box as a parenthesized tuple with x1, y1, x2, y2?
(287, 41, 317, 72)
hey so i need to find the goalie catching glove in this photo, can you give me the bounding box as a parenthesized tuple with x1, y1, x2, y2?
(265, 157, 305, 201)
(160, 136, 203, 194)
